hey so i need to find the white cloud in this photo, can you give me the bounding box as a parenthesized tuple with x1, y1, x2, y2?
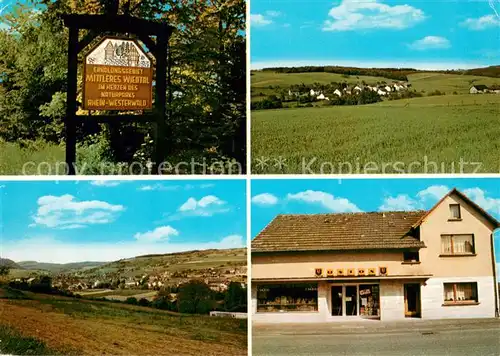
(217, 234, 245, 248)
(380, 185, 449, 211)
(32, 194, 124, 229)
(323, 0, 426, 31)
(409, 36, 451, 51)
(138, 183, 212, 191)
(91, 180, 121, 187)
(379, 185, 500, 217)
(416, 185, 450, 202)
(252, 193, 279, 206)
(462, 188, 500, 215)
(251, 14, 272, 27)
(59, 224, 86, 230)
(134, 226, 179, 242)
(379, 194, 419, 211)
(287, 190, 361, 212)
(179, 195, 226, 215)
(1, 235, 245, 263)
(159, 195, 230, 221)
(138, 184, 181, 191)
(461, 15, 500, 30)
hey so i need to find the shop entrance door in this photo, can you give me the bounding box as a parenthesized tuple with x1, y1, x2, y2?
(345, 286, 357, 316)
(331, 286, 343, 316)
(404, 283, 421, 318)
(331, 285, 359, 316)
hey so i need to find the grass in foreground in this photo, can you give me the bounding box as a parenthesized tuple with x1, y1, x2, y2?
(251, 94, 500, 174)
(0, 288, 247, 355)
(0, 140, 65, 175)
(0, 324, 69, 355)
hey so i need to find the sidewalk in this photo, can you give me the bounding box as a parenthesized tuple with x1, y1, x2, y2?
(253, 318, 500, 336)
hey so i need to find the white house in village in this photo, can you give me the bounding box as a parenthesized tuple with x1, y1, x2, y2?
(333, 89, 342, 97)
(470, 85, 490, 94)
(317, 93, 329, 101)
(343, 87, 352, 94)
(393, 84, 404, 91)
(377, 89, 387, 96)
(252, 188, 499, 323)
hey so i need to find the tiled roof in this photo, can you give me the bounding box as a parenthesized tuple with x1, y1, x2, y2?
(252, 211, 426, 253)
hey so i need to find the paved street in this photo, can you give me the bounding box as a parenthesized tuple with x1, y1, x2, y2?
(253, 319, 500, 356)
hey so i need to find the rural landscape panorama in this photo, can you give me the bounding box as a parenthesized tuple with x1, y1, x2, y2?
(0, 180, 248, 355)
(250, 0, 500, 174)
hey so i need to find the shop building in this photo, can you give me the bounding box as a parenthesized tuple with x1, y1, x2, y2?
(251, 189, 499, 322)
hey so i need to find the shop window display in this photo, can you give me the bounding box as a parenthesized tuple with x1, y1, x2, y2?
(359, 284, 380, 317)
(257, 283, 318, 312)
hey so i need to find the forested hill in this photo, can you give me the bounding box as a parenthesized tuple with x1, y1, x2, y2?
(259, 65, 500, 81)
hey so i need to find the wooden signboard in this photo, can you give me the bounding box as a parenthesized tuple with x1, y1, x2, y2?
(83, 37, 153, 111)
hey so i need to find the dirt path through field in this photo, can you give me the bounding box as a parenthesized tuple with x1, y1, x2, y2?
(0, 300, 246, 355)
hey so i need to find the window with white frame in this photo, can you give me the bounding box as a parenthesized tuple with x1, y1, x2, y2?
(443, 282, 478, 303)
(441, 234, 475, 255)
(449, 204, 461, 219)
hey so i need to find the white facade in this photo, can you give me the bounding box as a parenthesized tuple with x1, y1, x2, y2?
(252, 276, 497, 323)
(420, 276, 496, 319)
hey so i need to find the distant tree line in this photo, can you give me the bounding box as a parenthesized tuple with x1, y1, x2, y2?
(8, 276, 81, 298)
(261, 66, 413, 81)
(259, 65, 500, 80)
(124, 280, 247, 315)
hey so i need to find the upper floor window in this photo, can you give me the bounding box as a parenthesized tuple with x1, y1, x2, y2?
(441, 234, 475, 255)
(443, 282, 478, 304)
(403, 251, 419, 263)
(449, 204, 461, 220)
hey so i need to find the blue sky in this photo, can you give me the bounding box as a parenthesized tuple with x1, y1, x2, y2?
(251, 0, 500, 69)
(0, 180, 246, 263)
(251, 178, 500, 278)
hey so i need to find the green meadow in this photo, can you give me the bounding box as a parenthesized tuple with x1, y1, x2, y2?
(251, 93, 500, 174)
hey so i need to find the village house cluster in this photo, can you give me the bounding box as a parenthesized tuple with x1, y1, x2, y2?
(50, 265, 247, 294)
(287, 82, 412, 101)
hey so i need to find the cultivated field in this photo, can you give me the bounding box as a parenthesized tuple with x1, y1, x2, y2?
(407, 72, 500, 94)
(84, 248, 247, 279)
(78, 289, 157, 300)
(251, 94, 500, 174)
(251, 69, 500, 174)
(0, 288, 247, 355)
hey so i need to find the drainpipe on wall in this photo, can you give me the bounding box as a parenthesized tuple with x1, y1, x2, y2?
(490, 233, 499, 318)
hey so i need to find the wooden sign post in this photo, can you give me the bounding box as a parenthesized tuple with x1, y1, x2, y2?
(62, 14, 173, 175)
